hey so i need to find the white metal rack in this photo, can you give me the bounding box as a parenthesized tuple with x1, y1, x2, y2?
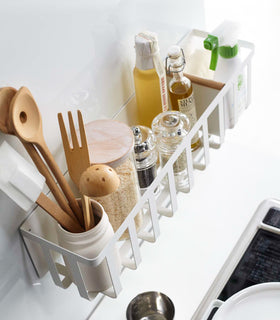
(19, 31, 254, 302)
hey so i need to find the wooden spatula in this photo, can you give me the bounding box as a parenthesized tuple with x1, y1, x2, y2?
(58, 110, 94, 230)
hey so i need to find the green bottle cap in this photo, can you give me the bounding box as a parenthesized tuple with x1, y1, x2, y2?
(219, 44, 239, 58)
(204, 35, 219, 71)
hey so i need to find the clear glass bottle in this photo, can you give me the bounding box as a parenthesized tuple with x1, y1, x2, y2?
(166, 45, 201, 151)
(84, 119, 142, 240)
(152, 111, 190, 190)
(133, 31, 168, 128)
(131, 125, 158, 195)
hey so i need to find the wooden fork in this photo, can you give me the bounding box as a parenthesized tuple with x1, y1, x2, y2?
(58, 110, 94, 230)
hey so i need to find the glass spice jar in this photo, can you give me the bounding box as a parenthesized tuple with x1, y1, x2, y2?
(152, 111, 191, 190)
(131, 125, 158, 195)
(84, 119, 142, 240)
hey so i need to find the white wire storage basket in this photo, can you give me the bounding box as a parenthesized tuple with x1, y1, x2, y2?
(19, 31, 254, 302)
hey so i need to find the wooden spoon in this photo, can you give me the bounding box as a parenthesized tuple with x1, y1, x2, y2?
(9, 86, 84, 226)
(0, 87, 17, 133)
(0, 87, 79, 224)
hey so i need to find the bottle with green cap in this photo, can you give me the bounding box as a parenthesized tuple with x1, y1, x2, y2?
(204, 20, 247, 129)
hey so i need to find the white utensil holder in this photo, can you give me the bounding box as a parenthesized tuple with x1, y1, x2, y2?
(19, 32, 254, 301)
(56, 199, 121, 294)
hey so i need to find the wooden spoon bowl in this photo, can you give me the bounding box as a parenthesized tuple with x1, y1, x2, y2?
(10, 87, 42, 142)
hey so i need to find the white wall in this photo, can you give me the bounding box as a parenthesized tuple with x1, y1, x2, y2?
(0, 1, 205, 319)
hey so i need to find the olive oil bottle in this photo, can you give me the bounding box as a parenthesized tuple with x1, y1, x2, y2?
(166, 45, 201, 151)
(133, 31, 168, 128)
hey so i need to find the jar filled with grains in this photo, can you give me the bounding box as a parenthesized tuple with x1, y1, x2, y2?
(84, 119, 142, 240)
(152, 111, 191, 190)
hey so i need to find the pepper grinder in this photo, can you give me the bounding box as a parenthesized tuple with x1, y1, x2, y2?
(132, 125, 158, 195)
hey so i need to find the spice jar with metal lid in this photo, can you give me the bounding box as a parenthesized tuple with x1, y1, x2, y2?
(131, 125, 158, 195)
(84, 119, 142, 240)
(152, 111, 190, 190)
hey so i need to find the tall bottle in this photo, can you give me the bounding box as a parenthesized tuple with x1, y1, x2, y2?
(133, 31, 169, 128)
(166, 45, 201, 151)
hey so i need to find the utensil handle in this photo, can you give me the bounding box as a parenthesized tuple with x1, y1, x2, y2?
(81, 195, 95, 231)
(37, 141, 84, 227)
(22, 141, 79, 224)
(36, 193, 84, 233)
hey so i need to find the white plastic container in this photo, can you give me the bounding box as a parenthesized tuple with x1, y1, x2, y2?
(56, 199, 120, 293)
(204, 21, 247, 128)
(214, 50, 247, 129)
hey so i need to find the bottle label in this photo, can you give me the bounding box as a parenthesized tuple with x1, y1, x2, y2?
(137, 32, 169, 112)
(153, 56, 168, 112)
(178, 93, 197, 126)
(146, 33, 168, 112)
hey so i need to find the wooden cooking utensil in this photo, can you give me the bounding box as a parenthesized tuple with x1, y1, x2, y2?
(9, 86, 84, 226)
(0, 87, 17, 133)
(0, 87, 79, 224)
(80, 193, 93, 231)
(37, 193, 83, 233)
(58, 111, 91, 186)
(58, 110, 94, 230)
(58, 112, 120, 196)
